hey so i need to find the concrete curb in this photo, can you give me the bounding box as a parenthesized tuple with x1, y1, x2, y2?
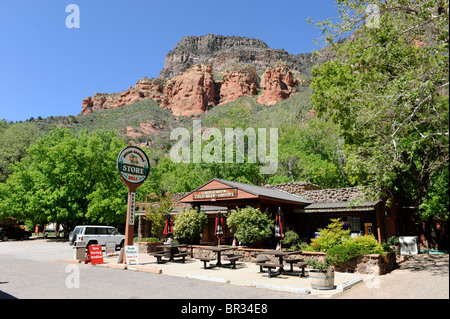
(186, 274, 231, 284)
(252, 282, 311, 294)
(336, 277, 363, 291)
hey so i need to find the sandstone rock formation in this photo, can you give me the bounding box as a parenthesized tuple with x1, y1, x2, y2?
(257, 63, 299, 106)
(81, 78, 164, 115)
(161, 64, 216, 117)
(81, 34, 316, 117)
(218, 64, 259, 105)
(159, 34, 316, 79)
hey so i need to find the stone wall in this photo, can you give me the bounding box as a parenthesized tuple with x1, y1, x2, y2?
(136, 242, 163, 253)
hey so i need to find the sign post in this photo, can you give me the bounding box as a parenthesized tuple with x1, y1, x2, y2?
(117, 146, 149, 263)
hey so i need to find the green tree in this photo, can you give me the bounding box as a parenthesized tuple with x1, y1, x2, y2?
(140, 192, 174, 237)
(0, 128, 127, 233)
(226, 206, 273, 246)
(0, 122, 42, 182)
(173, 207, 208, 244)
(310, 0, 449, 222)
(277, 116, 349, 188)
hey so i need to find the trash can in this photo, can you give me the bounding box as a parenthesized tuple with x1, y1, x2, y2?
(73, 241, 86, 260)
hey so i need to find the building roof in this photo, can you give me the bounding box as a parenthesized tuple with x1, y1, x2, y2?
(178, 178, 311, 205)
(302, 200, 380, 213)
(209, 178, 311, 204)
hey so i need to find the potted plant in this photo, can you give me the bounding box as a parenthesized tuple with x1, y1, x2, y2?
(306, 256, 336, 290)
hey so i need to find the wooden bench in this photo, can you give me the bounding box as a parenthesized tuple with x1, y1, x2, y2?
(295, 262, 307, 277)
(196, 257, 216, 269)
(173, 252, 190, 263)
(223, 255, 242, 269)
(253, 255, 270, 272)
(284, 258, 302, 272)
(256, 262, 283, 278)
(149, 251, 169, 264)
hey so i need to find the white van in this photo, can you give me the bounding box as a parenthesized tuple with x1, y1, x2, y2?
(69, 225, 125, 249)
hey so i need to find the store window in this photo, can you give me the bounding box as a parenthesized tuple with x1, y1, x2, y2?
(347, 216, 361, 233)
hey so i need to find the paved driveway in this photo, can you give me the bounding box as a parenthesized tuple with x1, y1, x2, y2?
(336, 253, 449, 299)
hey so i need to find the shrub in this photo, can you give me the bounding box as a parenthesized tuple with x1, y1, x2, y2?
(326, 235, 387, 264)
(305, 258, 333, 271)
(282, 230, 300, 249)
(140, 237, 161, 243)
(326, 243, 362, 264)
(309, 218, 351, 252)
(350, 234, 386, 256)
(173, 208, 208, 244)
(386, 236, 399, 246)
(226, 206, 273, 245)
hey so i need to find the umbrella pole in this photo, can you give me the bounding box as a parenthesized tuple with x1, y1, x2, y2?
(280, 239, 282, 251)
(218, 237, 220, 247)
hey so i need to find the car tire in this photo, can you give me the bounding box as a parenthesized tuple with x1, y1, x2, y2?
(2, 235, 8, 241)
(23, 234, 30, 240)
(87, 241, 98, 248)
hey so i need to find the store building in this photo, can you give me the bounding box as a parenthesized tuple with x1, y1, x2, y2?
(176, 178, 391, 245)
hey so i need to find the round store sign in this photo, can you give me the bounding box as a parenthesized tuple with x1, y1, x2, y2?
(117, 146, 150, 184)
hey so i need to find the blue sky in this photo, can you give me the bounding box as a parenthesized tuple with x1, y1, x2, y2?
(0, 0, 339, 122)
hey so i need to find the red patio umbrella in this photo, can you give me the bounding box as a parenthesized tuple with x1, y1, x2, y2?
(215, 212, 224, 246)
(274, 207, 286, 250)
(163, 213, 173, 238)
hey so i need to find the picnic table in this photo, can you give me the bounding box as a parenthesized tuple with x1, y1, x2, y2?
(153, 244, 189, 263)
(196, 246, 238, 269)
(256, 250, 301, 278)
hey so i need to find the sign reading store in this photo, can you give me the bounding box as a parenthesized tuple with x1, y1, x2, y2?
(193, 188, 238, 200)
(117, 147, 149, 184)
(117, 146, 149, 263)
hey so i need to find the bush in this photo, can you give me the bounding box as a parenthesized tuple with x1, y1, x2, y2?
(173, 208, 208, 244)
(326, 243, 362, 264)
(226, 206, 273, 245)
(350, 234, 386, 256)
(305, 258, 333, 271)
(326, 235, 387, 264)
(386, 236, 399, 246)
(309, 218, 351, 252)
(282, 230, 300, 249)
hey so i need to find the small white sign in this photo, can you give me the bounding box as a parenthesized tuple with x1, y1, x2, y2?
(129, 192, 136, 226)
(125, 246, 139, 265)
(105, 241, 116, 256)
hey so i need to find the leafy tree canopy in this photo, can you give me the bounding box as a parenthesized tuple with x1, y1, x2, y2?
(310, 0, 449, 221)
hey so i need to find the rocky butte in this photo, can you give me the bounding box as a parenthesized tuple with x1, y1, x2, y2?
(81, 34, 316, 117)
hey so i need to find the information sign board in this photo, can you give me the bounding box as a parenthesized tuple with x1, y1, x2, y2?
(125, 246, 139, 265)
(88, 245, 104, 265)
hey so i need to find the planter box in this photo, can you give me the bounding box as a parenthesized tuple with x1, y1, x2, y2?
(309, 269, 335, 290)
(136, 242, 163, 253)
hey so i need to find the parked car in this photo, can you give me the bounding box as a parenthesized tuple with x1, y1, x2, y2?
(69, 225, 125, 249)
(0, 226, 32, 241)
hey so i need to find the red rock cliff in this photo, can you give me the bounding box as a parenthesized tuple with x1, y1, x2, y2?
(161, 64, 216, 117)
